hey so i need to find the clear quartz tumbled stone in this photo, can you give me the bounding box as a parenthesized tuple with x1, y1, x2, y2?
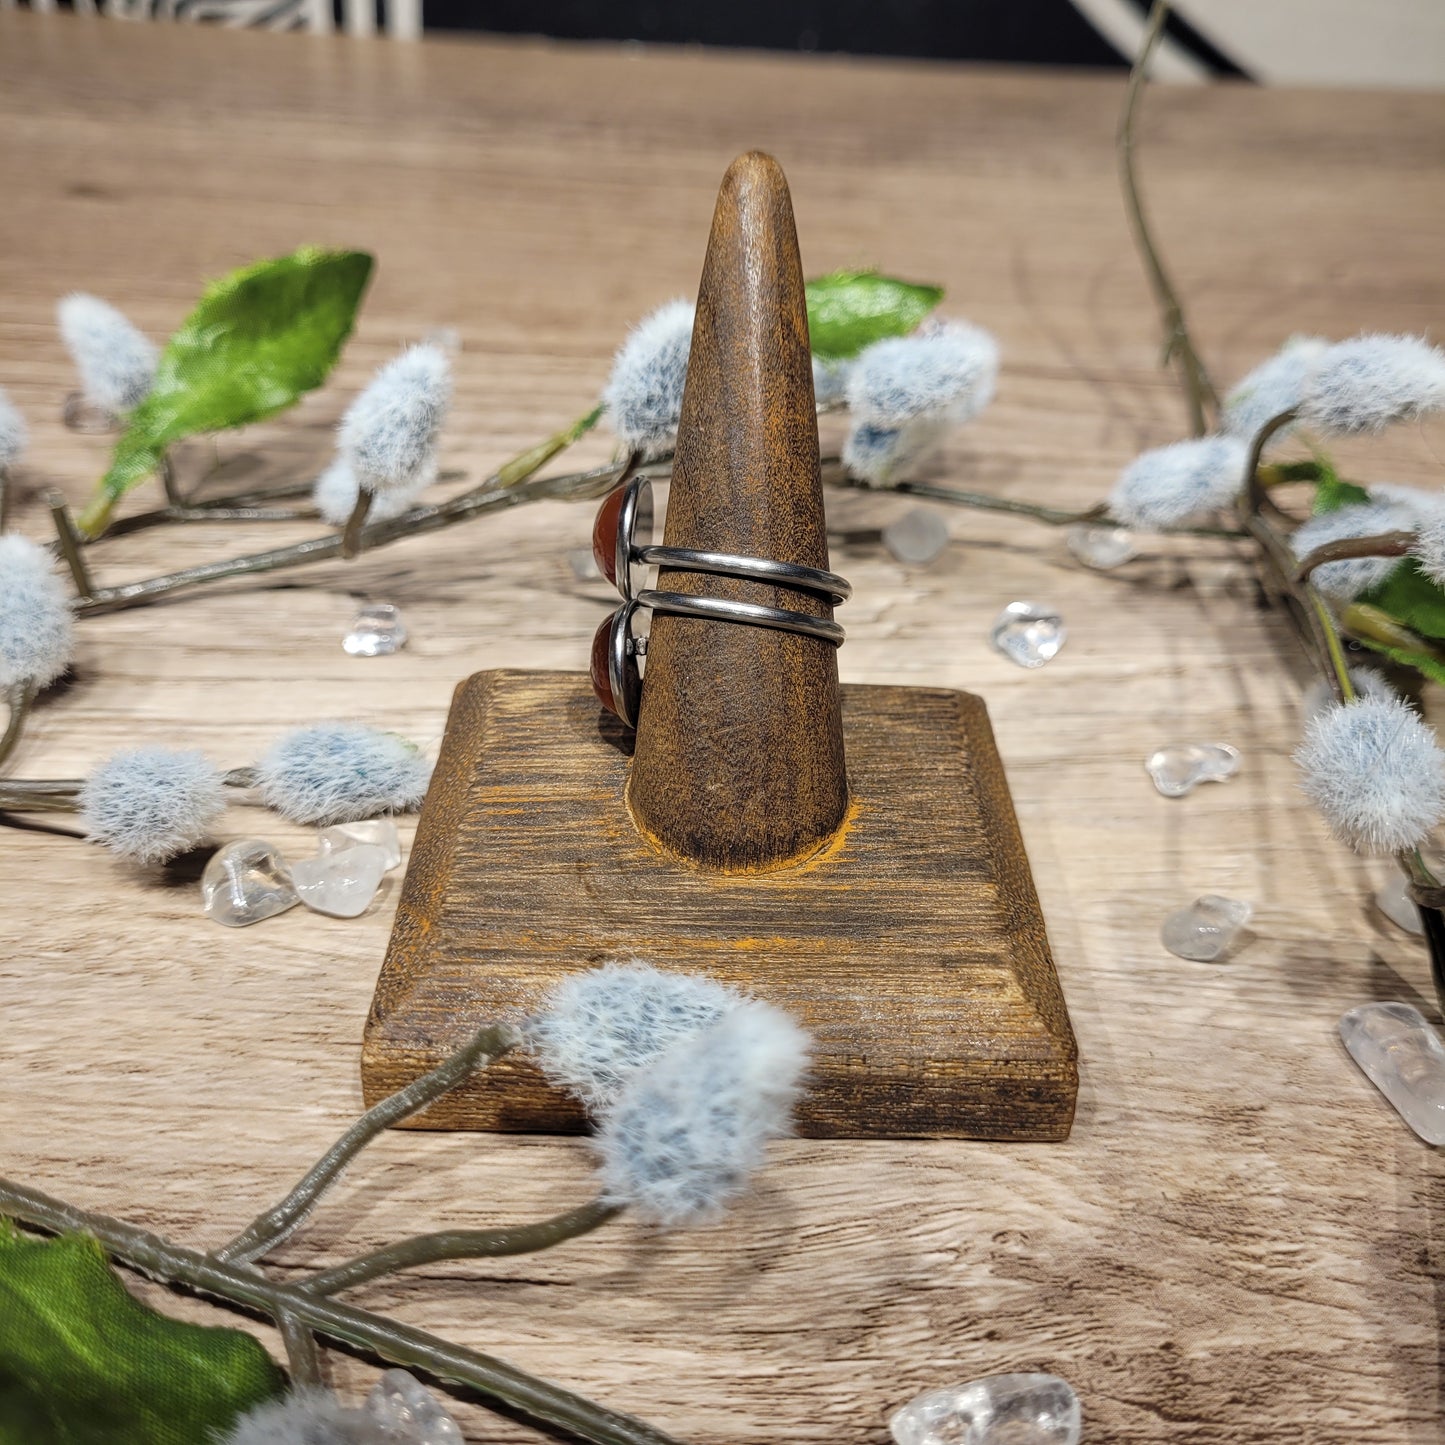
(989, 602, 1066, 669)
(1161, 895, 1252, 961)
(320, 818, 402, 872)
(292, 842, 389, 919)
(1145, 742, 1241, 798)
(889, 1373, 1082, 1445)
(365, 1369, 465, 1445)
(1066, 522, 1137, 570)
(883, 507, 951, 567)
(201, 839, 300, 928)
(343, 602, 408, 657)
(1340, 1002, 1445, 1146)
(1375, 874, 1424, 935)
(567, 547, 603, 582)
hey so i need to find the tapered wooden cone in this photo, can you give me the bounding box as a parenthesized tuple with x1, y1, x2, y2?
(628, 152, 848, 870)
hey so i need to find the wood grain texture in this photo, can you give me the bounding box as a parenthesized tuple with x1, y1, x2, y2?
(364, 671, 1077, 1139)
(1, 12, 1444, 1442)
(630, 151, 848, 869)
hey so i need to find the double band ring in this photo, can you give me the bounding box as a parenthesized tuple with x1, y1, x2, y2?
(588, 473, 851, 729)
(592, 474, 852, 604)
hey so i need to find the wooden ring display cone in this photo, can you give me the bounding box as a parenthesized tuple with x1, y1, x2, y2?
(362, 153, 1078, 1141)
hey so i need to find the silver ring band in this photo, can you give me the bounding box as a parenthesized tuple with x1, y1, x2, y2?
(638, 546, 852, 602)
(637, 589, 845, 647)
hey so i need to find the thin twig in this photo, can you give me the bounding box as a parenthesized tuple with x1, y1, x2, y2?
(0, 779, 83, 811)
(277, 1307, 325, 1388)
(1293, 530, 1416, 583)
(47, 492, 95, 600)
(0, 1178, 687, 1445)
(1117, 0, 1220, 435)
(74, 460, 632, 618)
(1242, 411, 1298, 515)
(214, 1022, 522, 1266)
(0, 682, 35, 772)
(301, 1201, 623, 1299)
(339, 489, 373, 560)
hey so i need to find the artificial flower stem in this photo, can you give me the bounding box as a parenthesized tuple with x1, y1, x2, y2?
(1116, 0, 1220, 436)
(0, 779, 82, 812)
(300, 1200, 623, 1298)
(1339, 602, 1445, 663)
(1240, 509, 1348, 698)
(47, 491, 95, 601)
(340, 488, 373, 561)
(277, 1307, 324, 1388)
(1293, 530, 1417, 584)
(159, 453, 185, 509)
(0, 1178, 689, 1445)
(0, 682, 35, 772)
(1241, 411, 1298, 516)
(496, 404, 605, 489)
(214, 1022, 522, 1266)
(73, 458, 633, 618)
(1308, 592, 1357, 702)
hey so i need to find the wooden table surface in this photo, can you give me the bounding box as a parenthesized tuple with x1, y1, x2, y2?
(2, 13, 1443, 1443)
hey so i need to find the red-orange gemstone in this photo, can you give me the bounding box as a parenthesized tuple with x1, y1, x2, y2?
(590, 615, 617, 714)
(591, 486, 624, 587)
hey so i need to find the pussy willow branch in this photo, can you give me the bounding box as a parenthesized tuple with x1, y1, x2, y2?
(300, 1200, 622, 1299)
(0, 769, 252, 814)
(0, 1178, 685, 1445)
(216, 1021, 522, 1265)
(69, 458, 629, 617)
(1118, 0, 1220, 437)
(1294, 530, 1417, 583)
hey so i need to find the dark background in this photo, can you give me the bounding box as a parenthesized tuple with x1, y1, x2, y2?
(419, 0, 1247, 74)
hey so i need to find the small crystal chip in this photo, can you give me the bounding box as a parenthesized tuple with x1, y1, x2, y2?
(890, 1373, 1082, 1445)
(1375, 874, 1424, 936)
(292, 842, 389, 919)
(989, 602, 1066, 669)
(883, 507, 950, 567)
(61, 392, 120, 434)
(568, 547, 603, 582)
(1066, 523, 1137, 570)
(201, 839, 299, 928)
(1340, 1002, 1445, 1146)
(366, 1369, 465, 1445)
(343, 603, 408, 657)
(1161, 895, 1252, 961)
(321, 818, 402, 872)
(1145, 743, 1241, 798)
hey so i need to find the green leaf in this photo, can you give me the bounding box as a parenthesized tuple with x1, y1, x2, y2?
(0, 1227, 284, 1445)
(1312, 462, 1371, 514)
(804, 270, 944, 361)
(1361, 558, 1445, 643)
(1355, 638, 1445, 686)
(81, 247, 374, 534)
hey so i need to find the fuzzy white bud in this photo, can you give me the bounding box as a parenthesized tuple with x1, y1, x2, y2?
(0, 386, 27, 470)
(1296, 695, 1445, 854)
(1223, 336, 1326, 444)
(1108, 435, 1247, 531)
(79, 747, 227, 864)
(594, 1000, 810, 1227)
(526, 961, 743, 1112)
(1298, 334, 1445, 435)
(313, 455, 434, 527)
(0, 534, 75, 690)
(602, 300, 695, 460)
(57, 293, 158, 414)
(256, 722, 431, 825)
(339, 344, 451, 495)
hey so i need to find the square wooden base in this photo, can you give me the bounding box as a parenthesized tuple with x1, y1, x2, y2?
(362, 670, 1077, 1140)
